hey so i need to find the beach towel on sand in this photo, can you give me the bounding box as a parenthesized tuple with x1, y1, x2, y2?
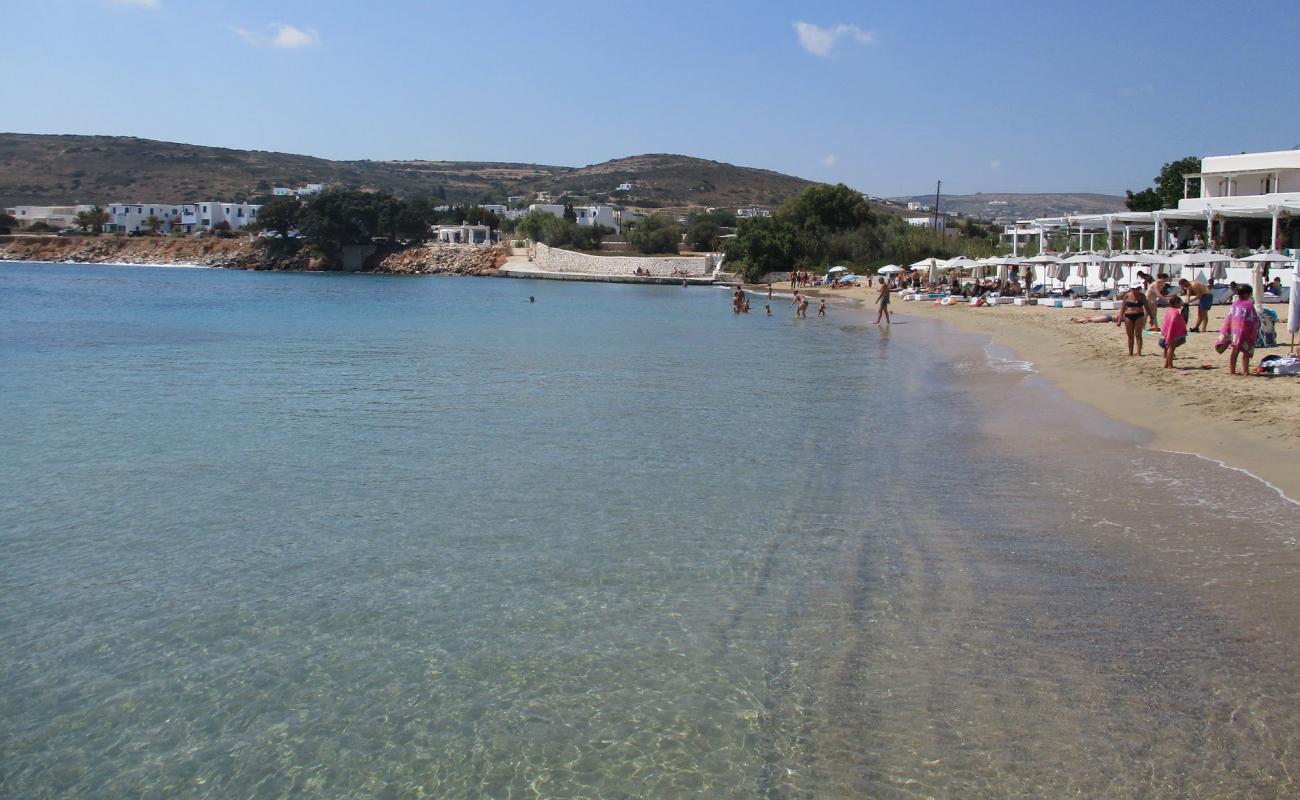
(1216, 299, 1260, 357)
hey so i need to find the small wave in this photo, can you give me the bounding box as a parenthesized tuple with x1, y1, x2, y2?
(1145, 447, 1300, 507)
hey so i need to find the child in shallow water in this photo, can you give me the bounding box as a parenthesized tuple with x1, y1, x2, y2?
(1159, 296, 1188, 368)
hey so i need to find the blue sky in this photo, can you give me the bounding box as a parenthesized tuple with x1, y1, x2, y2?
(5, 0, 1299, 197)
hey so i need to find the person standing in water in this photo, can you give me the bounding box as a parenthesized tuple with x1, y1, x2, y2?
(788, 291, 809, 318)
(817, 298, 826, 317)
(874, 278, 892, 325)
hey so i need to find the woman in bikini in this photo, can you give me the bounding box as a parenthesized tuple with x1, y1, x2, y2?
(1117, 286, 1155, 356)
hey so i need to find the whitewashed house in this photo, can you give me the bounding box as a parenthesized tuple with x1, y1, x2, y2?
(616, 182, 636, 191)
(736, 207, 772, 219)
(574, 204, 619, 231)
(433, 224, 493, 245)
(479, 204, 508, 217)
(6, 205, 95, 229)
(177, 201, 262, 233)
(528, 203, 567, 218)
(105, 203, 186, 233)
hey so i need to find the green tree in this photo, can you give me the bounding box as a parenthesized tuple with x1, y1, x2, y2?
(255, 197, 301, 238)
(464, 206, 501, 228)
(685, 218, 720, 251)
(1125, 156, 1201, 211)
(145, 215, 162, 234)
(722, 216, 798, 282)
(74, 205, 110, 233)
(626, 215, 681, 254)
(778, 183, 872, 265)
(297, 190, 386, 253)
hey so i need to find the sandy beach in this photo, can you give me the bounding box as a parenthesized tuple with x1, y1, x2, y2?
(761, 279, 1300, 500)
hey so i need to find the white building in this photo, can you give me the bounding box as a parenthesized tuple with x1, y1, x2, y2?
(433, 224, 493, 245)
(736, 207, 772, 219)
(574, 204, 619, 231)
(1179, 149, 1300, 213)
(479, 204, 507, 217)
(272, 184, 325, 198)
(5, 205, 95, 229)
(906, 216, 945, 230)
(616, 182, 636, 191)
(105, 203, 186, 233)
(176, 201, 262, 233)
(528, 203, 567, 218)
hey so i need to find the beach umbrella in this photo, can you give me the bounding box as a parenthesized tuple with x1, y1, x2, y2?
(1053, 261, 1071, 285)
(1240, 251, 1297, 265)
(1253, 265, 1265, 312)
(926, 259, 941, 285)
(945, 256, 979, 269)
(828, 265, 848, 273)
(877, 264, 902, 274)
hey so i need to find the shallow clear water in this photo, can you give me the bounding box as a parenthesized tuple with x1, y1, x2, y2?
(3, 262, 1299, 798)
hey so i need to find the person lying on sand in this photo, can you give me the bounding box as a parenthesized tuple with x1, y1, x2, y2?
(1070, 313, 1116, 323)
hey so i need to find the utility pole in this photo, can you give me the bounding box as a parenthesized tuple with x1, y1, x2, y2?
(932, 179, 941, 234)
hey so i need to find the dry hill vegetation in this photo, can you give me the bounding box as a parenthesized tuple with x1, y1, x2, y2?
(887, 191, 1127, 221)
(0, 134, 812, 210)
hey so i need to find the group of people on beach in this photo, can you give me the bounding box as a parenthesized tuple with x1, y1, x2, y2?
(1067, 271, 1274, 373)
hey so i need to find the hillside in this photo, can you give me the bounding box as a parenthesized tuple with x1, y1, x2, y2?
(887, 192, 1127, 222)
(0, 134, 812, 210)
(535, 154, 812, 209)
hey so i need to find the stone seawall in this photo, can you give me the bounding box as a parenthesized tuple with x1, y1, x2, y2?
(532, 242, 710, 277)
(0, 235, 505, 275)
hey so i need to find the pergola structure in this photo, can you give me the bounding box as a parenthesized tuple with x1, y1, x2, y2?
(1006, 200, 1300, 255)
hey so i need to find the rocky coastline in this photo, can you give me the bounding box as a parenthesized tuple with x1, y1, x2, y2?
(0, 235, 507, 276)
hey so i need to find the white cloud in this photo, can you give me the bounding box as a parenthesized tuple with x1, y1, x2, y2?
(229, 26, 259, 45)
(230, 22, 321, 49)
(822, 154, 837, 167)
(271, 23, 320, 49)
(794, 21, 877, 57)
(989, 159, 1002, 170)
(109, 0, 159, 7)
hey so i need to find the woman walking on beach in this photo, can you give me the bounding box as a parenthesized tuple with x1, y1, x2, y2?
(874, 278, 892, 325)
(1216, 285, 1261, 375)
(1117, 286, 1155, 356)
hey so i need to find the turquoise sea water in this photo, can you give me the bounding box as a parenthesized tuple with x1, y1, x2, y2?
(3, 261, 1300, 797)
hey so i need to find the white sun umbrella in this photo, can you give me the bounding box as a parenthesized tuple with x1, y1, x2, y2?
(828, 265, 848, 273)
(1061, 253, 1098, 286)
(1023, 253, 1060, 289)
(1105, 253, 1141, 285)
(1240, 251, 1297, 265)
(877, 264, 903, 274)
(1133, 252, 1168, 285)
(1173, 250, 1232, 282)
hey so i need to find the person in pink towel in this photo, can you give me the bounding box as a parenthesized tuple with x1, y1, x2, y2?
(1215, 285, 1261, 375)
(1159, 296, 1188, 368)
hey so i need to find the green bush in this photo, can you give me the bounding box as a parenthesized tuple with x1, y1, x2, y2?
(626, 215, 680, 254)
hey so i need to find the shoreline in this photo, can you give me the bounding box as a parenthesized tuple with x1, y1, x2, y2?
(782, 280, 1300, 502)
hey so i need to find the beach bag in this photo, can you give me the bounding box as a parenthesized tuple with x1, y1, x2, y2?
(1258, 308, 1278, 347)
